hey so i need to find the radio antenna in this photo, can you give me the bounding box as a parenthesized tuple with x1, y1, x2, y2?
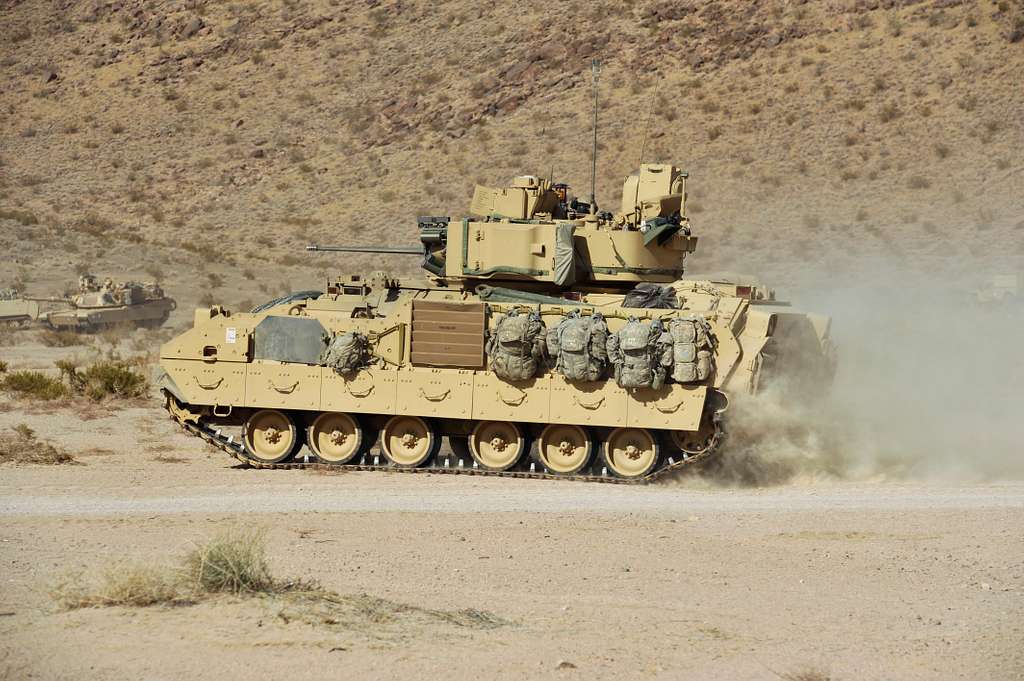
(588, 58, 601, 214)
(634, 79, 660, 216)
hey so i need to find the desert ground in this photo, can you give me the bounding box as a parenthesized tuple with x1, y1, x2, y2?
(1, 335, 1023, 681)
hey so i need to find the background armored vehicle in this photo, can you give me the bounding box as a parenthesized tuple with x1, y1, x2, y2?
(0, 289, 39, 326)
(974, 274, 1020, 305)
(158, 163, 835, 482)
(43, 275, 176, 332)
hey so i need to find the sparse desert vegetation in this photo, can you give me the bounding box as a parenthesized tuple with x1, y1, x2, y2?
(0, 358, 147, 402)
(0, 423, 74, 465)
(51, 528, 507, 632)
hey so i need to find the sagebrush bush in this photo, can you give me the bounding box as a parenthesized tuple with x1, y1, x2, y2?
(57, 358, 148, 400)
(0, 370, 68, 400)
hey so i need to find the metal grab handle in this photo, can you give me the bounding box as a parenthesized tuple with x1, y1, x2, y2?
(499, 387, 527, 406)
(193, 376, 223, 390)
(270, 380, 299, 394)
(574, 395, 604, 410)
(655, 400, 684, 414)
(345, 381, 374, 398)
(419, 388, 451, 402)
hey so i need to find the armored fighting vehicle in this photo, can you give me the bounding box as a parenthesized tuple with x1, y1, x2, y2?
(157, 164, 835, 482)
(43, 275, 176, 332)
(974, 274, 1020, 305)
(0, 289, 39, 326)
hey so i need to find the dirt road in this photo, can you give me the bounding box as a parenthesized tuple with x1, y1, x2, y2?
(1, 404, 1022, 681)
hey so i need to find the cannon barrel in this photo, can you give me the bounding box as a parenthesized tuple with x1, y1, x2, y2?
(306, 244, 422, 254)
(23, 296, 72, 303)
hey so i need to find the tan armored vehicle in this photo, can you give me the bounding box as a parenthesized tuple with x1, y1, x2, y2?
(157, 164, 835, 482)
(43, 275, 176, 332)
(0, 288, 39, 326)
(974, 274, 1020, 305)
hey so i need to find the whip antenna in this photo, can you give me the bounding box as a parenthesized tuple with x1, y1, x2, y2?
(588, 58, 601, 214)
(634, 79, 660, 216)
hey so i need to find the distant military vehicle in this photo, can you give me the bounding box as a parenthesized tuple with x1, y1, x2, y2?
(975, 274, 1020, 305)
(156, 163, 836, 482)
(42, 275, 176, 331)
(0, 289, 39, 326)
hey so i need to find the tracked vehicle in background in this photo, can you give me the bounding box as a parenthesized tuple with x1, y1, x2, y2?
(0, 289, 39, 326)
(42, 275, 176, 332)
(157, 164, 836, 482)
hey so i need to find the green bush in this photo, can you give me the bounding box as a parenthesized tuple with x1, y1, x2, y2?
(57, 358, 148, 400)
(0, 370, 68, 400)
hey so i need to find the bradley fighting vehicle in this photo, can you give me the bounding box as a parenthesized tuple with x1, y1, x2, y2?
(42, 275, 176, 332)
(157, 163, 836, 482)
(0, 288, 39, 326)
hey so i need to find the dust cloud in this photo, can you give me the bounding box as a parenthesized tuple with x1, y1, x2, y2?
(700, 260, 1024, 485)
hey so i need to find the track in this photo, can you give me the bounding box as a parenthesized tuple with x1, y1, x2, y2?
(164, 393, 723, 484)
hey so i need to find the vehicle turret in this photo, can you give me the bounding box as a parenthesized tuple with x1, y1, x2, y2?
(310, 164, 697, 291)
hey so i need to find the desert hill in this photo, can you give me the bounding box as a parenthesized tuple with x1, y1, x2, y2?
(1, 0, 1022, 316)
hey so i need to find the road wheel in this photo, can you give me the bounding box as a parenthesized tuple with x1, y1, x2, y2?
(307, 412, 364, 465)
(469, 421, 526, 471)
(242, 409, 301, 464)
(535, 424, 592, 475)
(381, 415, 439, 468)
(602, 427, 659, 479)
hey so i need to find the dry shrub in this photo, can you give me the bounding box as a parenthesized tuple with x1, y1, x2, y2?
(50, 529, 508, 631)
(38, 329, 86, 347)
(56, 358, 148, 400)
(184, 529, 275, 595)
(0, 370, 68, 400)
(0, 424, 74, 464)
(51, 564, 188, 609)
(0, 208, 39, 226)
(51, 529, 276, 610)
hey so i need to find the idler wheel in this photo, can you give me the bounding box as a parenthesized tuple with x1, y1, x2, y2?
(602, 427, 659, 479)
(469, 421, 526, 471)
(307, 412, 364, 464)
(666, 416, 719, 456)
(535, 424, 592, 475)
(242, 409, 301, 464)
(381, 415, 438, 468)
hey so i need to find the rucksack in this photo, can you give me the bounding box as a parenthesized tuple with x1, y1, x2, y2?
(607, 318, 667, 390)
(487, 308, 546, 381)
(320, 331, 370, 375)
(547, 311, 608, 382)
(622, 283, 679, 309)
(668, 317, 714, 383)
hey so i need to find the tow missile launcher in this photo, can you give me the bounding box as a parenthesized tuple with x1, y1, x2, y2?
(157, 163, 836, 481)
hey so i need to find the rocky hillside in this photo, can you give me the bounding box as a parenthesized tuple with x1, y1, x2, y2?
(1, 0, 1022, 314)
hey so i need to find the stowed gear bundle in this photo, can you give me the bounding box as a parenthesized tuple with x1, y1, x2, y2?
(485, 308, 715, 387)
